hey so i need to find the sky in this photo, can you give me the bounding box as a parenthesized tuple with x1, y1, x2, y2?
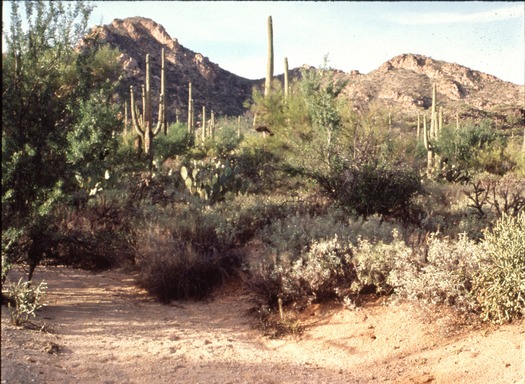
(2, 1, 524, 85)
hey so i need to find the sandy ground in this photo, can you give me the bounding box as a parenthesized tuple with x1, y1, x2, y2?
(1, 266, 524, 384)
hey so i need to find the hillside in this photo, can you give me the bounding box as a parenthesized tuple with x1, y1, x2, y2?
(84, 17, 524, 126)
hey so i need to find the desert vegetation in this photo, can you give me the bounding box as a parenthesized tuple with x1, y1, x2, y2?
(2, 1, 524, 334)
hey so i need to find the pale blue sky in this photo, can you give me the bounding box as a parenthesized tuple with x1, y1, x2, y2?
(3, 1, 524, 85)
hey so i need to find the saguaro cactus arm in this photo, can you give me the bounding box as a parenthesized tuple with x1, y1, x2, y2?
(152, 93, 165, 136)
(130, 85, 145, 136)
(423, 114, 430, 151)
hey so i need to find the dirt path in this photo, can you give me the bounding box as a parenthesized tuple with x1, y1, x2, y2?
(2, 267, 524, 384)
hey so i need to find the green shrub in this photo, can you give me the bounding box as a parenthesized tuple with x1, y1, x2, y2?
(154, 122, 193, 162)
(473, 212, 525, 323)
(235, 136, 284, 193)
(326, 162, 423, 224)
(2, 278, 47, 326)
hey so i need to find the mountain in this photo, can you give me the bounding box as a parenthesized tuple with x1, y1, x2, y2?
(83, 17, 524, 127)
(81, 17, 257, 122)
(342, 53, 524, 125)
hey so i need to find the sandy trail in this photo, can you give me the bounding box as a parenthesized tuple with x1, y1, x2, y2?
(1, 266, 524, 384)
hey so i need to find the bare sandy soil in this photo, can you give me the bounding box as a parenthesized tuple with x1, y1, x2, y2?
(1, 266, 524, 384)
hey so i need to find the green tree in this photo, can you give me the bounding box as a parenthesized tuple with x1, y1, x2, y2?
(2, 1, 122, 280)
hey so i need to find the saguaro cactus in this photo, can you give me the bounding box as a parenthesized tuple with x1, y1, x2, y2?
(416, 112, 421, 139)
(423, 83, 439, 175)
(130, 49, 166, 159)
(264, 16, 274, 98)
(438, 106, 443, 135)
(202, 106, 206, 142)
(210, 110, 215, 139)
(284, 56, 289, 100)
(187, 82, 194, 135)
(124, 100, 129, 135)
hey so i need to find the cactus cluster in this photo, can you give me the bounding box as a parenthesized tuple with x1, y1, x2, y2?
(180, 159, 249, 202)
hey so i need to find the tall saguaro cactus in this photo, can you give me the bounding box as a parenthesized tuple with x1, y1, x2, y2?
(416, 112, 421, 139)
(202, 106, 206, 142)
(130, 49, 166, 160)
(187, 82, 194, 135)
(284, 56, 289, 100)
(264, 15, 274, 98)
(423, 83, 439, 175)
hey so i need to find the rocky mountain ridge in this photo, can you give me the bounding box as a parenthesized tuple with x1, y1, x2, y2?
(84, 17, 524, 126)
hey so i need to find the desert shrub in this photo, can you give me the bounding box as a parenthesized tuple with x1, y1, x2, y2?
(350, 230, 411, 295)
(135, 196, 290, 302)
(136, 224, 234, 303)
(388, 233, 480, 311)
(258, 210, 355, 258)
(463, 172, 524, 222)
(53, 198, 137, 270)
(249, 207, 417, 307)
(472, 212, 525, 323)
(250, 235, 355, 307)
(321, 162, 423, 224)
(2, 278, 47, 326)
(436, 119, 503, 176)
(154, 122, 193, 161)
(213, 195, 294, 246)
(235, 136, 285, 193)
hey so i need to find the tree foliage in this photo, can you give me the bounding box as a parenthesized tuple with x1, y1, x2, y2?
(2, 1, 122, 279)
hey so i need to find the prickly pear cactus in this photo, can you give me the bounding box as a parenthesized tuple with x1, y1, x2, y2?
(180, 158, 249, 203)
